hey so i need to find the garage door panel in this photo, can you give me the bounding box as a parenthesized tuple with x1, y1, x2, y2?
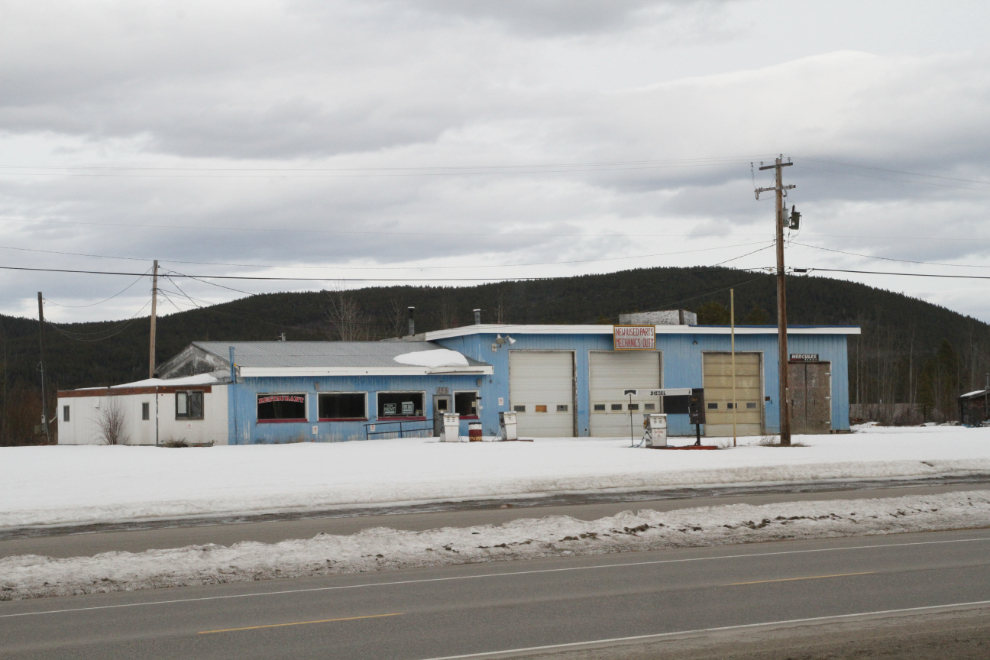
(703, 353, 763, 437)
(510, 351, 575, 437)
(589, 351, 661, 437)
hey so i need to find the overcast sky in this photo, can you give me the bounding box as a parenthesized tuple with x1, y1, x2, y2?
(2, 0, 990, 324)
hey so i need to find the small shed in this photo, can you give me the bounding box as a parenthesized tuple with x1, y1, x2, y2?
(959, 390, 989, 427)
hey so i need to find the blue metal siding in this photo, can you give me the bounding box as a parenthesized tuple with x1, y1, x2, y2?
(226, 374, 494, 444)
(437, 330, 853, 437)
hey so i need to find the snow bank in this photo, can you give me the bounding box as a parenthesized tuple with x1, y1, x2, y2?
(393, 348, 469, 368)
(2, 425, 989, 529)
(3, 491, 988, 601)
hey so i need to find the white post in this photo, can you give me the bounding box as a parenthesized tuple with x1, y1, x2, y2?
(731, 289, 737, 447)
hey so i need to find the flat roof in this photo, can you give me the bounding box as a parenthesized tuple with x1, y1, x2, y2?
(425, 324, 862, 341)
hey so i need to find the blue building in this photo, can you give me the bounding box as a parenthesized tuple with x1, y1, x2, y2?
(146, 321, 858, 444)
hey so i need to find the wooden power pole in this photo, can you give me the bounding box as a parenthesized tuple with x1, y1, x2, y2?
(149, 260, 158, 379)
(757, 157, 795, 446)
(37, 292, 50, 443)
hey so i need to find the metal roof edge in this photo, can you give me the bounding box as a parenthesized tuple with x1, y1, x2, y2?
(239, 366, 494, 377)
(425, 324, 862, 339)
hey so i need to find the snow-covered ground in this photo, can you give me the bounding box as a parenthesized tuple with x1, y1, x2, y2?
(2, 425, 989, 529)
(3, 490, 988, 600)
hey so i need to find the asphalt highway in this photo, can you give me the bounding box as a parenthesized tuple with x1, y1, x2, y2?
(3, 527, 990, 659)
(2, 480, 985, 559)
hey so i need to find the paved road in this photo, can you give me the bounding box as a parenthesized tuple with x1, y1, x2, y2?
(3, 527, 990, 659)
(3, 481, 986, 559)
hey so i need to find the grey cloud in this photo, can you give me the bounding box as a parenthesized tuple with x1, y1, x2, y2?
(382, 0, 734, 36)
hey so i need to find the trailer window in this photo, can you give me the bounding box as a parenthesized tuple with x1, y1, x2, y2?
(176, 391, 204, 420)
(319, 393, 366, 420)
(142, 402, 150, 421)
(377, 392, 424, 419)
(257, 394, 306, 421)
(63, 405, 70, 422)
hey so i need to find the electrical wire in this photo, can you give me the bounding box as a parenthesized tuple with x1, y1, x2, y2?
(804, 268, 990, 281)
(43, 268, 152, 308)
(790, 155, 990, 187)
(0, 239, 773, 271)
(0, 155, 772, 177)
(792, 242, 990, 269)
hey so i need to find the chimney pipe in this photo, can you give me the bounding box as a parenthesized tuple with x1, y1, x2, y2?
(473, 309, 481, 325)
(407, 306, 415, 336)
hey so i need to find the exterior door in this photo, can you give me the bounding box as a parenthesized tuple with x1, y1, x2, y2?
(789, 362, 831, 434)
(589, 351, 662, 437)
(433, 394, 452, 436)
(509, 351, 575, 437)
(702, 353, 763, 436)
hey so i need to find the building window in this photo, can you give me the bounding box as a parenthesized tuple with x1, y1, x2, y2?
(319, 392, 366, 421)
(514, 405, 526, 413)
(257, 393, 306, 422)
(63, 405, 70, 423)
(644, 403, 656, 411)
(377, 392, 424, 419)
(556, 404, 568, 412)
(593, 404, 605, 411)
(535, 405, 548, 413)
(707, 402, 718, 410)
(747, 402, 757, 409)
(628, 403, 639, 411)
(176, 391, 204, 420)
(142, 402, 150, 421)
(611, 404, 622, 411)
(454, 391, 478, 419)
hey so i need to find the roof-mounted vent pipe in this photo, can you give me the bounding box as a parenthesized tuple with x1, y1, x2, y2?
(407, 306, 415, 337)
(473, 309, 481, 325)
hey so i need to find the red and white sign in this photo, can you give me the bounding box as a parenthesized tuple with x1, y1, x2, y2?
(258, 395, 305, 405)
(613, 325, 656, 350)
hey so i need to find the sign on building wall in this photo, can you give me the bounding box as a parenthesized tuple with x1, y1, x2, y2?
(613, 325, 656, 350)
(789, 353, 820, 362)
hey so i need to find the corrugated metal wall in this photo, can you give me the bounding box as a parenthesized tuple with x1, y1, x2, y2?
(227, 374, 493, 444)
(437, 330, 851, 438)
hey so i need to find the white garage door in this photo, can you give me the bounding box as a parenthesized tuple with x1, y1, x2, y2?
(509, 351, 575, 437)
(702, 352, 763, 437)
(589, 351, 661, 437)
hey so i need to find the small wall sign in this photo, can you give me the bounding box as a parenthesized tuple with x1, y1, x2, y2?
(613, 325, 656, 350)
(436, 386, 450, 395)
(789, 353, 819, 362)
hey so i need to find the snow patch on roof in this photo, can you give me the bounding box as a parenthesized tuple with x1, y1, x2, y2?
(111, 373, 221, 388)
(393, 349, 469, 368)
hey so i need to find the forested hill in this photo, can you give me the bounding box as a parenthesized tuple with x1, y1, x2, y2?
(1, 265, 988, 443)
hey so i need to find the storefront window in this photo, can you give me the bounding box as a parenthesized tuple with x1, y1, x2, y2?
(377, 392, 424, 419)
(319, 392, 367, 420)
(257, 394, 306, 421)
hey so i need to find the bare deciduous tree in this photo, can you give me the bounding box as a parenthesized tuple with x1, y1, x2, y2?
(323, 286, 368, 341)
(96, 397, 129, 445)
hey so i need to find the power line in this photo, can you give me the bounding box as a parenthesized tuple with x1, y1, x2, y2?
(790, 155, 990, 187)
(796, 164, 990, 193)
(805, 267, 990, 281)
(43, 268, 152, 308)
(792, 243, 990, 269)
(0, 239, 773, 271)
(0, 155, 770, 177)
(0, 215, 771, 240)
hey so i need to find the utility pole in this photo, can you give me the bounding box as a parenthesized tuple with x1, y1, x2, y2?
(757, 156, 795, 446)
(37, 292, 50, 444)
(149, 260, 158, 379)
